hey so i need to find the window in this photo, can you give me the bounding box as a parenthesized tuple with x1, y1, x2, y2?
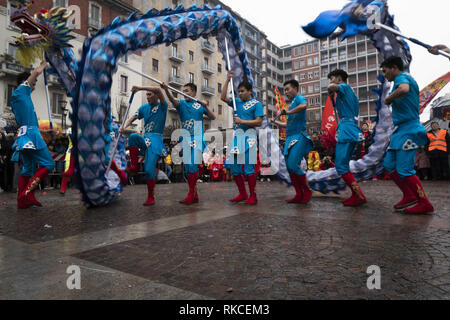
(7, 84, 16, 107)
(294, 61, 300, 70)
(172, 44, 178, 57)
(315, 83, 320, 92)
(314, 56, 319, 65)
(218, 104, 222, 115)
(90, 3, 101, 22)
(315, 110, 320, 121)
(300, 60, 305, 68)
(307, 44, 312, 53)
(308, 85, 313, 93)
(308, 72, 313, 80)
(300, 46, 305, 55)
(309, 98, 314, 105)
(8, 43, 18, 60)
(189, 72, 194, 83)
(120, 54, 128, 63)
(314, 70, 319, 78)
(218, 83, 222, 93)
(300, 73, 305, 80)
(204, 78, 209, 87)
(120, 75, 128, 93)
(51, 92, 64, 115)
(119, 104, 127, 122)
(294, 74, 299, 81)
(316, 97, 321, 105)
(171, 66, 178, 77)
(53, 0, 68, 7)
(152, 59, 159, 72)
(218, 63, 222, 73)
(301, 86, 306, 94)
(314, 42, 318, 52)
(307, 58, 312, 66)
(189, 51, 194, 62)
(8, 1, 21, 28)
(204, 57, 209, 69)
(294, 47, 299, 56)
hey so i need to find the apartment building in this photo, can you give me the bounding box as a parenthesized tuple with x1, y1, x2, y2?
(290, 39, 321, 134)
(319, 34, 382, 124)
(0, 0, 144, 132)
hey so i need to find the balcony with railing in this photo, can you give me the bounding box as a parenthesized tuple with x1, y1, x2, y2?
(0, 59, 30, 76)
(201, 41, 215, 54)
(201, 86, 215, 96)
(169, 52, 184, 63)
(329, 56, 338, 63)
(168, 75, 185, 86)
(201, 65, 215, 75)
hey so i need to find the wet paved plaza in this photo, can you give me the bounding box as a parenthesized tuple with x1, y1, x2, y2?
(0, 180, 449, 299)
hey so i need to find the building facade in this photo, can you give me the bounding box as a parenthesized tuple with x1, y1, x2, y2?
(0, 0, 144, 132)
(290, 39, 321, 134)
(319, 35, 382, 124)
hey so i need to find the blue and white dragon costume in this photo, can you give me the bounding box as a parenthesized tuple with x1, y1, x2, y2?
(301, 0, 413, 194)
(11, 3, 261, 207)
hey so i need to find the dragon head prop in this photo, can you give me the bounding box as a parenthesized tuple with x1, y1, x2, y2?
(10, 1, 75, 66)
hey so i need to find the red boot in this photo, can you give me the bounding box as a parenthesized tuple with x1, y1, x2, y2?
(403, 175, 434, 214)
(20, 167, 50, 207)
(17, 176, 32, 209)
(245, 174, 258, 205)
(144, 179, 156, 206)
(299, 174, 312, 204)
(230, 175, 248, 203)
(111, 160, 128, 186)
(180, 172, 199, 205)
(60, 176, 69, 195)
(286, 174, 303, 203)
(341, 171, 367, 207)
(390, 171, 418, 210)
(62, 151, 75, 177)
(127, 146, 140, 174)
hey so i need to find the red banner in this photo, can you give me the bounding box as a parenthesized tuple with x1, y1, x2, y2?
(321, 94, 337, 139)
(419, 72, 450, 115)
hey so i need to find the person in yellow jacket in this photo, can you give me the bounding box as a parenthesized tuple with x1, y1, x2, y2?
(308, 151, 321, 172)
(164, 150, 173, 181)
(427, 122, 449, 180)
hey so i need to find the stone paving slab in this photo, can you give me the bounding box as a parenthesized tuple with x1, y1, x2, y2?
(0, 180, 449, 299)
(73, 213, 450, 300)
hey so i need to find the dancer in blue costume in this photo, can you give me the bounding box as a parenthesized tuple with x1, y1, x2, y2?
(11, 61, 55, 209)
(381, 57, 434, 214)
(271, 80, 313, 204)
(161, 82, 215, 205)
(221, 70, 264, 205)
(327, 69, 367, 207)
(120, 86, 168, 206)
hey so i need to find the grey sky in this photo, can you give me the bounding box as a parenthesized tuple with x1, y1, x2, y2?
(221, 0, 450, 89)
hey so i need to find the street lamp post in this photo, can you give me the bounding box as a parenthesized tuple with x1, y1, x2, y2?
(59, 100, 68, 131)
